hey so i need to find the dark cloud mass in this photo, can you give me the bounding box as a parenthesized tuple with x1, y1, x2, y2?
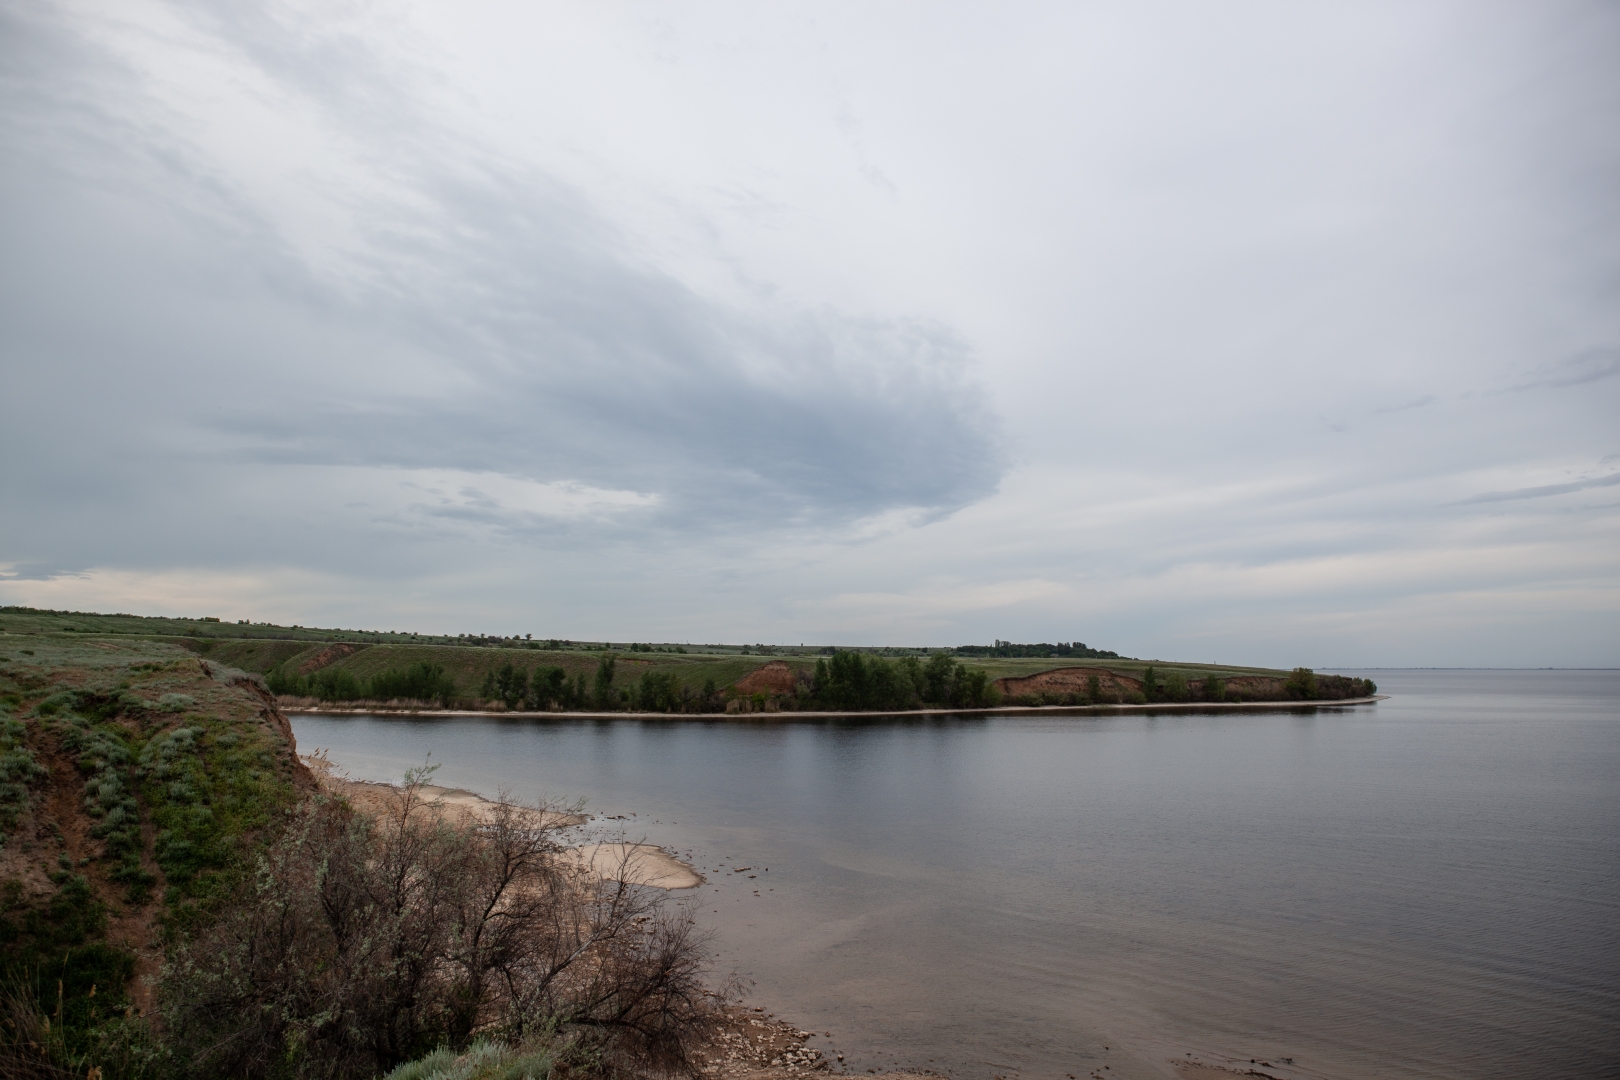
(0, 0, 1002, 576)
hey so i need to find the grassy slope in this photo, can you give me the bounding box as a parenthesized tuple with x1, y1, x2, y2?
(957, 656, 1288, 683)
(0, 607, 449, 646)
(0, 630, 311, 1051)
(2, 608, 1297, 699)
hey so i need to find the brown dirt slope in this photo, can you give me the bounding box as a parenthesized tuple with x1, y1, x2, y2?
(0, 635, 313, 1015)
(734, 661, 802, 696)
(295, 641, 366, 674)
(995, 667, 1145, 699)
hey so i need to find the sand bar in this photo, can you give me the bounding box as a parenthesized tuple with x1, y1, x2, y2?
(304, 760, 701, 890)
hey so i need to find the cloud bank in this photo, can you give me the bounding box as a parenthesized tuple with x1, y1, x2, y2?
(2, 0, 1617, 666)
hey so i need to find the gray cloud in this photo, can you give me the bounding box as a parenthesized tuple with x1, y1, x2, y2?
(1375, 395, 1437, 415)
(1503, 349, 1620, 393)
(0, 0, 1003, 578)
(1, 0, 1616, 666)
(1455, 472, 1620, 505)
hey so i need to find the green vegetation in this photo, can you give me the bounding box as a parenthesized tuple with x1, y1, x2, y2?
(0, 714, 46, 847)
(380, 1037, 575, 1080)
(270, 659, 459, 706)
(160, 771, 720, 1080)
(0, 637, 304, 1075)
(58, 699, 154, 903)
(954, 639, 1125, 659)
(806, 651, 996, 711)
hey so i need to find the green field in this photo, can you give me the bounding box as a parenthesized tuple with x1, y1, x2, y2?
(0, 606, 1298, 703)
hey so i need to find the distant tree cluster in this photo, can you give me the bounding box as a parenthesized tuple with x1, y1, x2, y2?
(1283, 668, 1377, 701)
(482, 657, 725, 714)
(267, 661, 458, 706)
(804, 651, 997, 711)
(953, 640, 1123, 659)
(1131, 666, 1375, 704)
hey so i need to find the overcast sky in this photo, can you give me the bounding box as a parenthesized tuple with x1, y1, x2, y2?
(2, 0, 1616, 666)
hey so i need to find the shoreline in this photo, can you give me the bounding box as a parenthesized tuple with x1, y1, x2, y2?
(309, 769, 705, 890)
(284, 694, 1386, 720)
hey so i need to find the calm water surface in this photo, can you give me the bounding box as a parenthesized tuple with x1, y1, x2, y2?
(293, 671, 1619, 1080)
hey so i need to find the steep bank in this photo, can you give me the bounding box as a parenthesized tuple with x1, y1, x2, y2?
(0, 635, 312, 1036)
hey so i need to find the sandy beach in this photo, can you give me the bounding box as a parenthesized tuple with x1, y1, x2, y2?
(306, 759, 703, 891)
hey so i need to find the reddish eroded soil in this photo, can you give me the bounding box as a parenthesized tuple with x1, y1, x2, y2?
(994, 667, 1290, 702)
(1220, 676, 1288, 698)
(994, 667, 1143, 699)
(734, 661, 802, 697)
(295, 641, 363, 673)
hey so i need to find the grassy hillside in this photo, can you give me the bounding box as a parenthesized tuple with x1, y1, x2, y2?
(0, 631, 313, 1070)
(0, 628, 727, 1079)
(1, 607, 1329, 712)
(956, 655, 1288, 683)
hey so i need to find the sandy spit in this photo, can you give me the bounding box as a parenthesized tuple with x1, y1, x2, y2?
(306, 766, 702, 890)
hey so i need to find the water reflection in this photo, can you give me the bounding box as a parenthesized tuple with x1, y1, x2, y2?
(293, 671, 1620, 1080)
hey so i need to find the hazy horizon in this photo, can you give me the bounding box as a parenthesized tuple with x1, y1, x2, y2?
(3, 1, 1616, 668)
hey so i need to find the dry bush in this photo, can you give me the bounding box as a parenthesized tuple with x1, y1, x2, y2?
(159, 770, 725, 1079)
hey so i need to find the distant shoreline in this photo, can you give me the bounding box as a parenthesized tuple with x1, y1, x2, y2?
(283, 694, 1386, 720)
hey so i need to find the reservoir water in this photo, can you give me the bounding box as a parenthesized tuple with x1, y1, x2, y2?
(291, 670, 1619, 1080)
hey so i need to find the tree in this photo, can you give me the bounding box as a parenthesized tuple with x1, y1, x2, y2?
(492, 663, 528, 709)
(923, 653, 956, 704)
(1164, 671, 1188, 702)
(593, 654, 618, 710)
(1140, 666, 1161, 701)
(527, 666, 567, 710)
(1285, 667, 1318, 700)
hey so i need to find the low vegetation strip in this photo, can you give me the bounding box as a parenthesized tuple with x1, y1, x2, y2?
(995, 665, 1376, 707)
(268, 650, 1372, 716)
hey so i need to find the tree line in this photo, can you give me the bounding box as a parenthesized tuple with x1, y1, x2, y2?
(953, 640, 1123, 659)
(804, 651, 998, 711)
(265, 661, 459, 706)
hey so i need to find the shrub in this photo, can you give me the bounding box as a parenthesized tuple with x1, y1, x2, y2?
(1163, 671, 1188, 702)
(0, 717, 46, 846)
(1140, 667, 1161, 701)
(1285, 667, 1318, 700)
(633, 671, 681, 712)
(160, 773, 723, 1079)
(369, 663, 457, 706)
(61, 716, 152, 903)
(592, 655, 617, 710)
(526, 667, 569, 710)
(482, 663, 528, 709)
